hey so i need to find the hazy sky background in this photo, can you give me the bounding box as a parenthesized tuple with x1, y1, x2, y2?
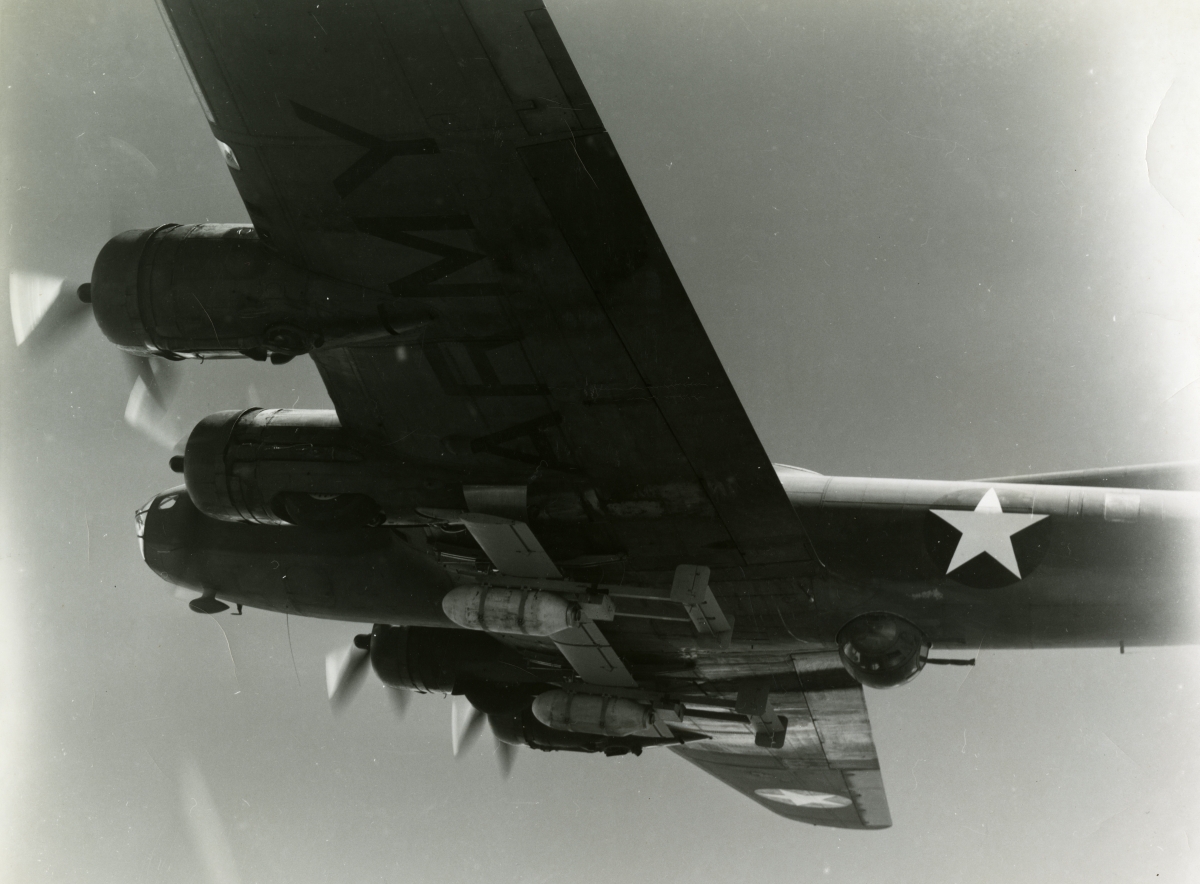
(2, 1, 1200, 881)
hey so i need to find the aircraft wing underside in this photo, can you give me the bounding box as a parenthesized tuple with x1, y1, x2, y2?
(155, 0, 886, 828)
(155, 0, 813, 581)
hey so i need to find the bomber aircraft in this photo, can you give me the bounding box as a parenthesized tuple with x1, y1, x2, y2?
(11, 0, 1199, 829)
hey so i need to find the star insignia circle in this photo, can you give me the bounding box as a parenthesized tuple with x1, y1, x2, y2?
(926, 487, 1051, 587)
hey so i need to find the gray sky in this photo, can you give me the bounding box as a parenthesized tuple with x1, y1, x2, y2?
(2, 1, 1199, 881)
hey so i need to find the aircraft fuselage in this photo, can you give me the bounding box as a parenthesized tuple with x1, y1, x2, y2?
(139, 467, 1200, 659)
(779, 468, 1199, 651)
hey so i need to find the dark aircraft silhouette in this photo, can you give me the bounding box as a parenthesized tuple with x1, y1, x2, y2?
(13, 0, 1198, 829)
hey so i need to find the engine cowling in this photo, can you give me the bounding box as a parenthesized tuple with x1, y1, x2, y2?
(368, 625, 518, 693)
(90, 224, 433, 360)
(182, 407, 466, 527)
(837, 612, 930, 688)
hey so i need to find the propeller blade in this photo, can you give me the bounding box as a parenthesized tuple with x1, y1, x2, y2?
(386, 686, 411, 718)
(122, 352, 180, 408)
(122, 354, 183, 449)
(451, 695, 486, 757)
(13, 135, 157, 352)
(124, 376, 179, 449)
(179, 757, 241, 884)
(325, 644, 370, 712)
(495, 737, 517, 778)
(9, 272, 90, 349)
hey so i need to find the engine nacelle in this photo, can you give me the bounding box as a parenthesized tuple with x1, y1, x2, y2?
(90, 224, 433, 360)
(837, 612, 930, 689)
(368, 625, 518, 693)
(530, 690, 656, 736)
(441, 587, 581, 636)
(183, 407, 466, 527)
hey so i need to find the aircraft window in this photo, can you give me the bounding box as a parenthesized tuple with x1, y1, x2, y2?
(134, 496, 155, 559)
(216, 139, 240, 170)
(158, 496, 177, 510)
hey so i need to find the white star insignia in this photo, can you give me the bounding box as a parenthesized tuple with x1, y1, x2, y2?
(930, 488, 1048, 579)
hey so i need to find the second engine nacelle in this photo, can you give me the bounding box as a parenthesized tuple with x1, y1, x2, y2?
(368, 625, 521, 693)
(182, 407, 466, 527)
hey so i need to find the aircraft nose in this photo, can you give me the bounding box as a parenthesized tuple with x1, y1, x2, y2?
(136, 486, 192, 562)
